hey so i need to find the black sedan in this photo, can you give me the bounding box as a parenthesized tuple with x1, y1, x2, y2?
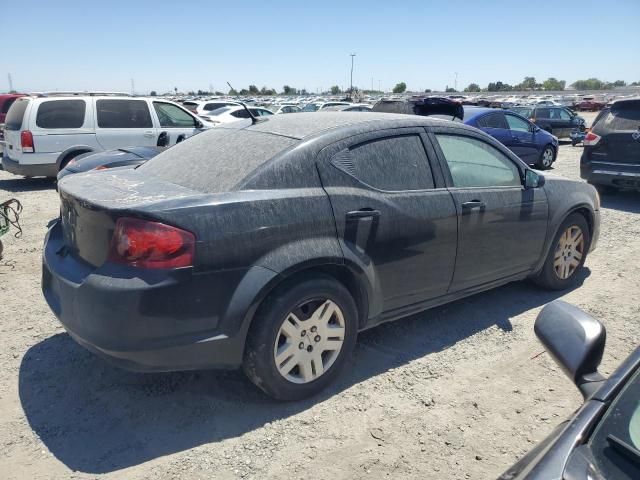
(56, 146, 163, 181)
(500, 301, 640, 480)
(43, 112, 600, 400)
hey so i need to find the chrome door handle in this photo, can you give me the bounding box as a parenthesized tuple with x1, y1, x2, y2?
(143, 131, 155, 138)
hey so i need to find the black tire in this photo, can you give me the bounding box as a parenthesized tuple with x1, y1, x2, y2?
(590, 183, 617, 195)
(533, 213, 590, 290)
(243, 274, 358, 401)
(535, 145, 555, 170)
(58, 151, 91, 171)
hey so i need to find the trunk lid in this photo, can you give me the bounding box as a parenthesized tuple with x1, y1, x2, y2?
(58, 168, 203, 267)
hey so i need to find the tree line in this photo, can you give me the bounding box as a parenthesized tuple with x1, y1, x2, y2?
(147, 77, 639, 97)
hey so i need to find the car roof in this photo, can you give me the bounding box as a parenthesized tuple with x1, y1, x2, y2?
(611, 97, 640, 107)
(462, 106, 496, 120)
(237, 111, 457, 140)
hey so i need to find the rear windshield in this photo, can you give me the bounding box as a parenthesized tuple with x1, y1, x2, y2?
(600, 103, 640, 131)
(139, 128, 298, 193)
(4, 98, 29, 130)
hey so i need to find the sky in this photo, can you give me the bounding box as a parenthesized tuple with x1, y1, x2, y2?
(3, 0, 640, 94)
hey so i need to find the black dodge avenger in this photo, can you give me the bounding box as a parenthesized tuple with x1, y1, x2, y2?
(43, 112, 601, 400)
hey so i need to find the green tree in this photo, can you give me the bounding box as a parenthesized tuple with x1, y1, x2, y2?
(464, 83, 481, 92)
(330, 85, 342, 95)
(282, 85, 296, 95)
(487, 81, 512, 92)
(239, 88, 249, 96)
(229, 88, 238, 96)
(424, 89, 432, 93)
(610, 80, 626, 87)
(149, 90, 157, 96)
(518, 76, 538, 90)
(445, 87, 457, 93)
(542, 78, 566, 91)
(248, 85, 259, 94)
(571, 78, 606, 90)
(392, 82, 407, 94)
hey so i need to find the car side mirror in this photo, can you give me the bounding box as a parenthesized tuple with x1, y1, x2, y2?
(524, 169, 544, 189)
(534, 301, 607, 399)
(195, 120, 204, 129)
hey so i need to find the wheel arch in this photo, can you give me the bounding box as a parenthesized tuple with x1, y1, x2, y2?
(238, 259, 373, 354)
(56, 146, 96, 170)
(533, 203, 595, 275)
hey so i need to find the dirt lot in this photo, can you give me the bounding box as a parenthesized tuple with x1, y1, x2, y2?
(1, 112, 639, 479)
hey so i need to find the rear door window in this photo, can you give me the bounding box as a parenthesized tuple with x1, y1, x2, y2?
(96, 99, 153, 128)
(338, 135, 435, 191)
(4, 98, 29, 130)
(535, 108, 551, 119)
(435, 134, 521, 188)
(477, 112, 508, 129)
(36, 100, 86, 129)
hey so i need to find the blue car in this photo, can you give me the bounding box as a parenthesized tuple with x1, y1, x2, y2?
(463, 107, 558, 169)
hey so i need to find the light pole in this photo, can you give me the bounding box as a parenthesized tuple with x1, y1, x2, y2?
(350, 53, 356, 95)
(454, 72, 459, 92)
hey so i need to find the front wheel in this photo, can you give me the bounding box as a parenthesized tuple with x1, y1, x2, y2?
(533, 213, 590, 290)
(243, 274, 358, 400)
(536, 145, 555, 169)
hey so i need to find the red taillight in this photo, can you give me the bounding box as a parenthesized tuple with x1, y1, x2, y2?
(94, 165, 108, 170)
(20, 130, 34, 153)
(584, 132, 601, 146)
(108, 217, 195, 269)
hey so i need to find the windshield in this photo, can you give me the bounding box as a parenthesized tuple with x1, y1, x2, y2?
(588, 368, 640, 479)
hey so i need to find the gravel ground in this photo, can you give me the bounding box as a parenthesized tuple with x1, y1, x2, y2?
(1, 112, 639, 479)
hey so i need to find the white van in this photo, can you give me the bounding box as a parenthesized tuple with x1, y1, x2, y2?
(1, 93, 209, 177)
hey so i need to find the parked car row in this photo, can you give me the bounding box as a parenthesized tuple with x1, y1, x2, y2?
(1, 93, 209, 177)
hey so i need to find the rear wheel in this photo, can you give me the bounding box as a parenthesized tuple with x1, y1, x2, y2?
(533, 213, 590, 290)
(243, 274, 358, 400)
(536, 145, 555, 169)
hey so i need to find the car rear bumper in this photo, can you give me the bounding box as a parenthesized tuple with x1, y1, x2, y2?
(1, 153, 58, 177)
(581, 160, 640, 190)
(42, 220, 277, 372)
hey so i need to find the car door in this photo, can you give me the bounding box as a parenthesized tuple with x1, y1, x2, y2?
(316, 128, 458, 316)
(429, 126, 548, 292)
(94, 98, 158, 150)
(151, 101, 201, 145)
(505, 113, 538, 163)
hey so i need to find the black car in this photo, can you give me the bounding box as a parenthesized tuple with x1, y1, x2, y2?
(527, 106, 585, 139)
(580, 98, 640, 194)
(500, 300, 640, 480)
(43, 113, 600, 400)
(56, 146, 163, 181)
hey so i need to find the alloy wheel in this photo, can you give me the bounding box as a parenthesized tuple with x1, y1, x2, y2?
(273, 299, 345, 384)
(553, 225, 584, 280)
(542, 147, 554, 167)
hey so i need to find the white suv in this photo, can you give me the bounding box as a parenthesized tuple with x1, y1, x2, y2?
(1, 94, 208, 177)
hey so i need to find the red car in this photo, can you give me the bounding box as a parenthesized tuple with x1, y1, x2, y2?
(575, 98, 606, 111)
(0, 94, 26, 125)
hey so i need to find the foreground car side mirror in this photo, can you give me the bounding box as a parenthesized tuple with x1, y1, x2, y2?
(535, 301, 606, 399)
(524, 170, 545, 189)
